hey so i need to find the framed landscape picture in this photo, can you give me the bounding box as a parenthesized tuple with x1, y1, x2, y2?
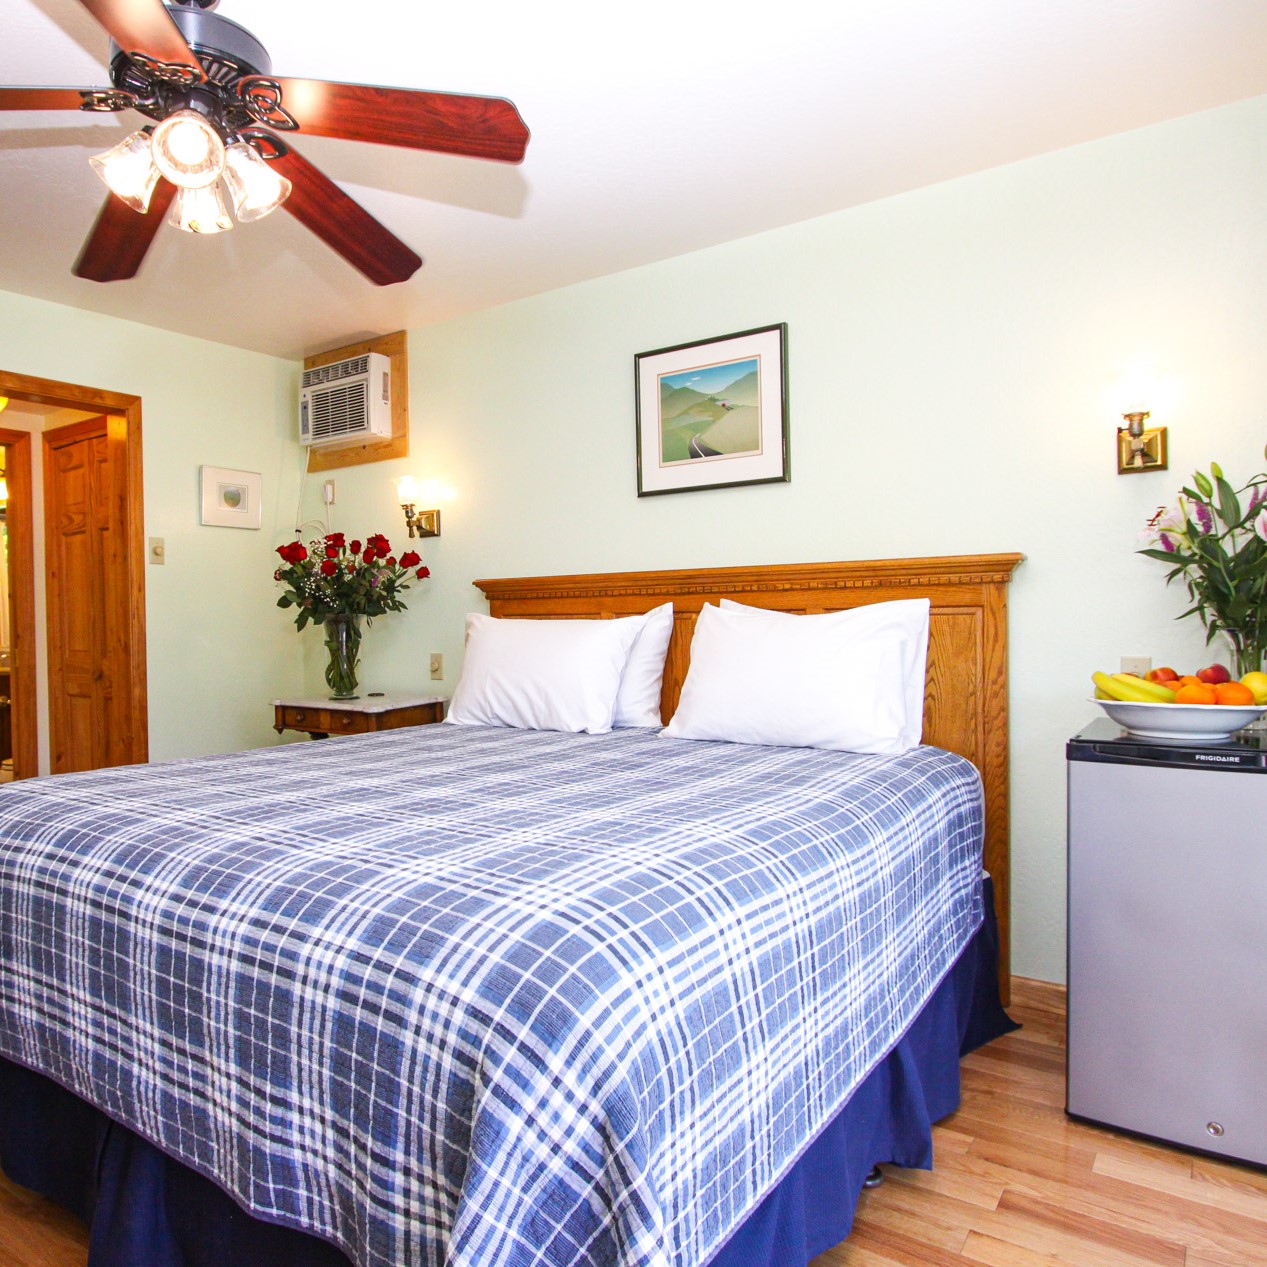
(635, 323, 788, 496)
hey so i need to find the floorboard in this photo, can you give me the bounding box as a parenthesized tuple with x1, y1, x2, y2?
(1, 979, 1264, 1265)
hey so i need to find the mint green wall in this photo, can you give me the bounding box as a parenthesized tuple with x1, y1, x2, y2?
(0, 289, 303, 761)
(313, 96, 1267, 983)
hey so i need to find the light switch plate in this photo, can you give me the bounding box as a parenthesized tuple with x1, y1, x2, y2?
(1120, 655, 1152, 677)
(148, 537, 165, 565)
(429, 653, 443, 680)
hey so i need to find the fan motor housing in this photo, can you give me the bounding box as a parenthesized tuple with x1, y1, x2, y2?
(109, 5, 272, 92)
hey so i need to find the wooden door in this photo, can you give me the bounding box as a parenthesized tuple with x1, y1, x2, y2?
(45, 416, 133, 773)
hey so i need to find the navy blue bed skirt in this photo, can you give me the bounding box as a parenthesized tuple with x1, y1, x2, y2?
(0, 879, 1014, 1267)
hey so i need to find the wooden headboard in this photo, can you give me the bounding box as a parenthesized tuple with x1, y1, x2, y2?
(475, 553, 1024, 999)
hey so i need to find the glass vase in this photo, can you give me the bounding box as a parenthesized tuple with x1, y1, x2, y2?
(1223, 629, 1265, 680)
(1223, 630, 1266, 731)
(323, 613, 362, 700)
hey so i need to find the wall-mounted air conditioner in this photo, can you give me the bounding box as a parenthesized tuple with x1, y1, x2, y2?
(299, 352, 392, 446)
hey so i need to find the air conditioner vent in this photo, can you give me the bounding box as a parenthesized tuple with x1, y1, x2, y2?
(299, 351, 392, 446)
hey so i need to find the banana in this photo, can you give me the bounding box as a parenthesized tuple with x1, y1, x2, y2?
(1111, 673, 1178, 702)
(1092, 670, 1178, 703)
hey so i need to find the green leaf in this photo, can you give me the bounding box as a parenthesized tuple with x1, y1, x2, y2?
(277, 595, 293, 608)
(1214, 476, 1242, 527)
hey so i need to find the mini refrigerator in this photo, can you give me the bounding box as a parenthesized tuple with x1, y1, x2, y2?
(1066, 717, 1267, 1166)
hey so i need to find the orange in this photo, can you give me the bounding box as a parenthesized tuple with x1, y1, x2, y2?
(1214, 681, 1255, 706)
(1174, 682, 1217, 705)
(1177, 675, 1204, 689)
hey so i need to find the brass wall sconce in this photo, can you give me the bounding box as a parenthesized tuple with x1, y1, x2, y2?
(403, 506, 441, 538)
(1117, 411, 1168, 474)
(396, 477, 440, 539)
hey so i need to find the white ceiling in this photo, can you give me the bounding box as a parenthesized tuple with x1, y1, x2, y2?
(2, 0, 1267, 362)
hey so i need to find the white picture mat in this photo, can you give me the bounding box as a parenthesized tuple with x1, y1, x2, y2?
(200, 466, 262, 529)
(636, 324, 787, 495)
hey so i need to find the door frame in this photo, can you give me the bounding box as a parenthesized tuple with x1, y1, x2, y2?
(0, 370, 148, 771)
(0, 428, 36, 778)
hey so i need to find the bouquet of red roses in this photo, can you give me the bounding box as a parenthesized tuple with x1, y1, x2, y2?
(274, 531, 430, 631)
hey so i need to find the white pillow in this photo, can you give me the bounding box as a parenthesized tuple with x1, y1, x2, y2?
(661, 601, 922, 753)
(446, 614, 641, 734)
(718, 597, 930, 749)
(612, 602, 674, 727)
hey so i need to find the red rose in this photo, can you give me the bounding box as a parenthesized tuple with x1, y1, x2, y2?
(326, 532, 345, 549)
(349, 539, 362, 554)
(368, 533, 392, 556)
(325, 545, 339, 558)
(363, 548, 376, 564)
(320, 559, 337, 576)
(386, 556, 396, 567)
(276, 541, 307, 564)
(415, 566, 431, 580)
(399, 551, 421, 568)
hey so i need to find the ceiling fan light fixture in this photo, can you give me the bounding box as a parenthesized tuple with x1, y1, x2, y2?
(88, 129, 160, 212)
(222, 141, 292, 222)
(169, 182, 233, 234)
(151, 109, 226, 189)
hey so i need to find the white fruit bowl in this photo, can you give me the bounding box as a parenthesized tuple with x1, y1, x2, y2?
(1091, 698, 1267, 741)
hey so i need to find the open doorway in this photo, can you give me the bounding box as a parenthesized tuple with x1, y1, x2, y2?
(0, 372, 148, 776)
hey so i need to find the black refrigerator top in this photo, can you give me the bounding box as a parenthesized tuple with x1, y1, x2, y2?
(1069, 716, 1267, 771)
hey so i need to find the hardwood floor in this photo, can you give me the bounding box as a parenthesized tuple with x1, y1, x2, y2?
(814, 978, 1267, 1267)
(2, 978, 1265, 1266)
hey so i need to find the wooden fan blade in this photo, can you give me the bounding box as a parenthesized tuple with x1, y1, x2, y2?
(270, 145, 422, 285)
(73, 179, 176, 282)
(274, 78, 529, 163)
(0, 87, 107, 110)
(77, 0, 203, 78)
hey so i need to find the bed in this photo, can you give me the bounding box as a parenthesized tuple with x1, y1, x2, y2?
(0, 553, 1022, 1267)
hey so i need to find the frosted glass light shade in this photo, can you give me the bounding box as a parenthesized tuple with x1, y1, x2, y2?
(88, 130, 160, 212)
(151, 110, 225, 189)
(168, 183, 232, 234)
(222, 141, 291, 221)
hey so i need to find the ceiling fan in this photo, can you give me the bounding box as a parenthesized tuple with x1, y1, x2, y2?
(0, 0, 530, 285)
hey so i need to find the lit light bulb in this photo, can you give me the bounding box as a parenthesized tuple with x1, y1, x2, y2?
(151, 110, 225, 189)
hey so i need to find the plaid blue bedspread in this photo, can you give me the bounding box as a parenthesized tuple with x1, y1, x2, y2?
(0, 725, 984, 1267)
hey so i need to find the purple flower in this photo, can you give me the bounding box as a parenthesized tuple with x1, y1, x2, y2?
(1193, 501, 1213, 534)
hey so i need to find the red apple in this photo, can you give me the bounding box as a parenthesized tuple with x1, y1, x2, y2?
(1195, 663, 1232, 685)
(1147, 667, 1180, 683)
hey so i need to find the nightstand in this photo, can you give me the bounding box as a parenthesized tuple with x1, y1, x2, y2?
(272, 692, 446, 739)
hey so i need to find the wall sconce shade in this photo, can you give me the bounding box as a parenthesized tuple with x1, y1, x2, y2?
(168, 183, 233, 234)
(1117, 410, 1168, 474)
(222, 141, 292, 222)
(397, 476, 441, 538)
(89, 129, 160, 212)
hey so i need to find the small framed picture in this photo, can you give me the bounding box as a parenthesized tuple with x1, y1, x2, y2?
(200, 466, 262, 529)
(635, 323, 789, 496)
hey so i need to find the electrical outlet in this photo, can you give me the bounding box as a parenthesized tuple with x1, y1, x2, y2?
(1120, 655, 1152, 677)
(429, 653, 443, 680)
(322, 479, 336, 505)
